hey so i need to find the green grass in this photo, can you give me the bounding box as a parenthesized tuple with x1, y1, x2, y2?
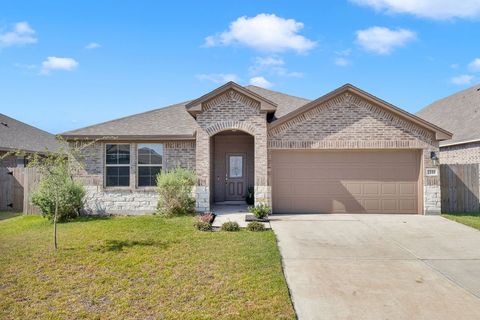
(0, 213, 295, 319)
(442, 212, 480, 230)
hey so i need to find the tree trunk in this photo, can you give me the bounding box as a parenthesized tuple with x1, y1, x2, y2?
(53, 199, 58, 251)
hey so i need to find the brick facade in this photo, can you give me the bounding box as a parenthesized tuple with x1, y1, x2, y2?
(268, 92, 441, 214)
(71, 86, 445, 215)
(72, 141, 195, 214)
(194, 89, 269, 211)
(440, 142, 480, 165)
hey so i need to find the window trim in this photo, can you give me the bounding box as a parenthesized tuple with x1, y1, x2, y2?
(137, 143, 164, 188)
(104, 143, 131, 188)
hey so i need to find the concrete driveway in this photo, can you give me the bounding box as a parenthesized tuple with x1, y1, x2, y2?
(270, 214, 480, 320)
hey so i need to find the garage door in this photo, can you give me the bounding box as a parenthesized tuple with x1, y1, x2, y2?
(272, 150, 421, 214)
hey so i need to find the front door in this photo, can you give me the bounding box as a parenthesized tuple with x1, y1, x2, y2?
(225, 153, 246, 201)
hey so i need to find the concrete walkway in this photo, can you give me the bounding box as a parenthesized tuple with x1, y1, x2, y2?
(270, 214, 480, 320)
(211, 204, 271, 229)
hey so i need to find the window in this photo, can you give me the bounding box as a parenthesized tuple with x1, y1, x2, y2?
(137, 144, 163, 187)
(105, 144, 130, 187)
(16, 156, 25, 168)
(229, 155, 243, 178)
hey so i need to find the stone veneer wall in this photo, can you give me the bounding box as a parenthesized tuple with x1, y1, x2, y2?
(194, 89, 269, 211)
(71, 140, 195, 214)
(440, 142, 480, 165)
(267, 92, 441, 215)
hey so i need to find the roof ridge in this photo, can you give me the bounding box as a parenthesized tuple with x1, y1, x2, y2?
(61, 101, 190, 135)
(244, 85, 311, 102)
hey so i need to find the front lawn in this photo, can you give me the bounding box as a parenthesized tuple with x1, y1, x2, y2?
(442, 212, 480, 230)
(0, 213, 295, 319)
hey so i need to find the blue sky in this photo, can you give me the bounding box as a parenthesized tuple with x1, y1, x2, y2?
(1, 0, 479, 134)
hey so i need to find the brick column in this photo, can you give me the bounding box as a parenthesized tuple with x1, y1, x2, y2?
(195, 129, 210, 212)
(423, 148, 441, 215)
(254, 121, 271, 207)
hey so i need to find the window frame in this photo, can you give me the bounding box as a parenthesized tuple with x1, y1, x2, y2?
(104, 143, 131, 188)
(136, 143, 164, 188)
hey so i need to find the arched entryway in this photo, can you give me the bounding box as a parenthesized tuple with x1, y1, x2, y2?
(210, 130, 255, 204)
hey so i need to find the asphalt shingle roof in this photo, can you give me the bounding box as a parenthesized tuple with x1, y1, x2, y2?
(62, 85, 311, 138)
(62, 102, 198, 138)
(0, 113, 61, 153)
(416, 84, 480, 146)
(245, 85, 311, 118)
(63, 83, 450, 141)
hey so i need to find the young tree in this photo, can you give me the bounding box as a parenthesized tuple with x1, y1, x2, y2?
(3, 138, 99, 250)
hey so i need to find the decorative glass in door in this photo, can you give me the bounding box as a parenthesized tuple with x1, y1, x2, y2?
(225, 154, 246, 201)
(229, 155, 243, 178)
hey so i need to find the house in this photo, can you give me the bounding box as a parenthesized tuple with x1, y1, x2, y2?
(62, 82, 451, 215)
(0, 113, 61, 167)
(417, 84, 480, 165)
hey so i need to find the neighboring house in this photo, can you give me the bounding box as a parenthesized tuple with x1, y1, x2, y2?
(0, 113, 61, 167)
(417, 84, 480, 165)
(62, 82, 451, 215)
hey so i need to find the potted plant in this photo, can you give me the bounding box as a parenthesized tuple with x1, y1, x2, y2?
(247, 203, 271, 221)
(245, 187, 254, 205)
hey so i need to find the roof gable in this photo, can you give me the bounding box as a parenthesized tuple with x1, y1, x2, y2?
(185, 82, 277, 117)
(270, 84, 452, 141)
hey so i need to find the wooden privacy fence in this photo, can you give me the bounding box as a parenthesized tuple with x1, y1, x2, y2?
(440, 164, 480, 213)
(0, 167, 42, 214)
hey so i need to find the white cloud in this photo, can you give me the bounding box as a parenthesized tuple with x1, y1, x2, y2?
(14, 63, 37, 70)
(249, 56, 303, 77)
(350, 0, 480, 19)
(356, 26, 416, 55)
(334, 49, 352, 66)
(195, 73, 239, 84)
(85, 42, 101, 49)
(335, 57, 351, 66)
(40, 57, 79, 75)
(249, 76, 274, 88)
(450, 74, 474, 85)
(0, 21, 37, 47)
(468, 58, 480, 72)
(204, 14, 316, 53)
(254, 56, 285, 68)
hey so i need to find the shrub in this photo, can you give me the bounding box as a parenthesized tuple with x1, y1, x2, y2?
(248, 203, 271, 219)
(194, 220, 212, 231)
(247, 221, 265, 232)
(31, 165, 86, 222)
(198, 212, 215, 224)
(194, 213, 214, 231)
(156, 167, 196, 217)
(221, 221, 240, 232)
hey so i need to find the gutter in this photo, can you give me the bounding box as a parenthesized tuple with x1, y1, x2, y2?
(59, 134, 196, 141)
(440, 138, 480, 148)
